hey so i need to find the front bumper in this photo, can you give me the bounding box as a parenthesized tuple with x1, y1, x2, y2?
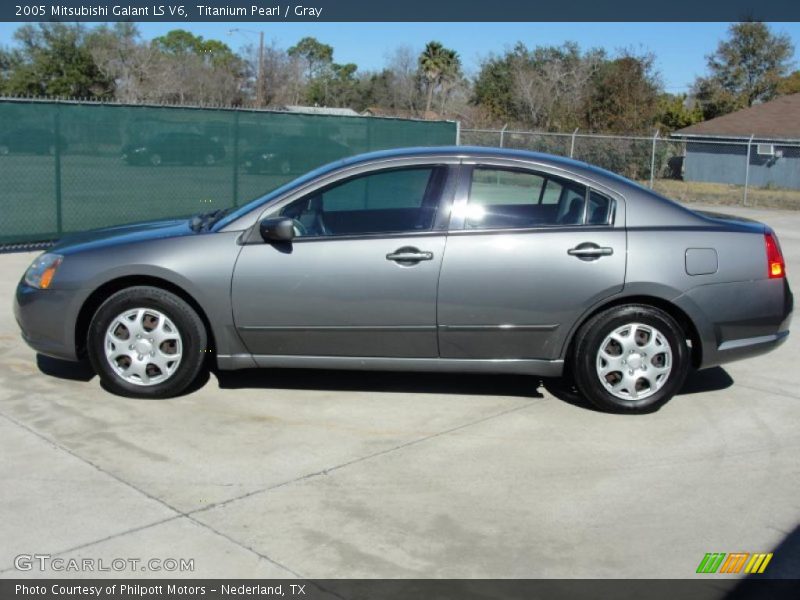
(14, 281, 84, 361)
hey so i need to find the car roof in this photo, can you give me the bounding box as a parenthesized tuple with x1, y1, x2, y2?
(334, 145, 628, 186)
(339, 145, 579, 164)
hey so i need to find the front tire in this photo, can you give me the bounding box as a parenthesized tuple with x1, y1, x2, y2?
(571, 304, 690, 413)
(87, 286, 207, 398)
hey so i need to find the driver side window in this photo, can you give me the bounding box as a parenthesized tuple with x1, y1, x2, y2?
(276, 166, 445, 238)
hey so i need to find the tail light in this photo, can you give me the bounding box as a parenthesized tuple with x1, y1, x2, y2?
(765, 232, 785, 279)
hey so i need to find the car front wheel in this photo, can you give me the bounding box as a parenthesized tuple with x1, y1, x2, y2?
(87, 286, 207, 398)
(571, 304, 690, 413)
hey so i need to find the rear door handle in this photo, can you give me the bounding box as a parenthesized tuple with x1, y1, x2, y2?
(386, 247, 434, 263)
(568, 243, 613, 260)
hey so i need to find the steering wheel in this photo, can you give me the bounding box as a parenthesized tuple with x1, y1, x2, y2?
(291, 219, 308, 237)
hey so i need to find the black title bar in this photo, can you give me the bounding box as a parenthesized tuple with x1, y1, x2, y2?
(4, 579, 800, 600)
(3, 0, 800, 22)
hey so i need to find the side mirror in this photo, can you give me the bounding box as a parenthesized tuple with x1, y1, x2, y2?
(259, 217, 295, 242)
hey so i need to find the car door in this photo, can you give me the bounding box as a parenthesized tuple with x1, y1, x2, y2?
(231, 163, 454, 360)
(437, 163, 626, 360)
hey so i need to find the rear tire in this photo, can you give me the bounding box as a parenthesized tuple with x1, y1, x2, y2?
(571, 304, 690, 413)
(87, 286, 207, 398)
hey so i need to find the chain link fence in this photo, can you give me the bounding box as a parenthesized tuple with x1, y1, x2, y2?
(0, 98, 457, 245)
(461, 128, 800, 210)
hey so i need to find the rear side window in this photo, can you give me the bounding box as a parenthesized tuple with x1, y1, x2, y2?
(463, 167, 613, 229)
(587, 191, 613, 225)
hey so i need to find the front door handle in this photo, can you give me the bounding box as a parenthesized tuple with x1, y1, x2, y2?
(567, 243, 614, 261)
(386, 246, 434, 264)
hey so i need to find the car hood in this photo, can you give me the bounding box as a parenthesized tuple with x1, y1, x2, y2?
(51, 218, 196, 255)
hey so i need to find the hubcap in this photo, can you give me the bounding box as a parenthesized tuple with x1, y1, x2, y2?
(596, 322, 672, 401)
(104, 308, 183, 386)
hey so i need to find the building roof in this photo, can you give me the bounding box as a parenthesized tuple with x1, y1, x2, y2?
(674, 94, 800, 140)
(361, 106, 442, 120)
(280, 105, 361, 117)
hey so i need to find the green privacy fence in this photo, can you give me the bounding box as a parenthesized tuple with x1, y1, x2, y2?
(0, 99, 457, 244)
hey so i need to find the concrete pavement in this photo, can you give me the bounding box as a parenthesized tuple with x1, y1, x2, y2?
(1, 204, 798, 579)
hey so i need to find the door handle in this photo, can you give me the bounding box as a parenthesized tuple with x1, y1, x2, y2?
(567, 243, 613, 260)
(386, 247, 434, 263)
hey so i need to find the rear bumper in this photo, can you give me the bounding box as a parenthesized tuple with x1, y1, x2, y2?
(677, 278, 793, 369)
(713, 330, 790, 365)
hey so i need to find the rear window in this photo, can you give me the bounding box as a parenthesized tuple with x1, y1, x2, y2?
(464, 167, 612, 229)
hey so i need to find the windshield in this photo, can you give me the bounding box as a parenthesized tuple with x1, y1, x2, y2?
(189, 207, 233, 231)
(210, 160, 348, 232)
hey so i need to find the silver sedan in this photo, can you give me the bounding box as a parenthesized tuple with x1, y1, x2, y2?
(14, 147, 793, 413)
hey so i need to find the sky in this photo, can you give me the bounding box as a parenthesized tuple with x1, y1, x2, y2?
(1, 21, 800, 93)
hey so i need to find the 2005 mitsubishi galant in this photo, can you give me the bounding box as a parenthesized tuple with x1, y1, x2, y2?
(14, 147, 793, 412)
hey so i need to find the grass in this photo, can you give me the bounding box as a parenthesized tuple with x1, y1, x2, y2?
(646, 179, 800, 210)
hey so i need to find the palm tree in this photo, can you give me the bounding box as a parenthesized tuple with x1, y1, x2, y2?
(438, 49, 462, 114)
(419, 41, 449, 115)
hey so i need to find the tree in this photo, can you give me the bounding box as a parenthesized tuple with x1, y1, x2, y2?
(418, 41, 460, 115)
(242, 40, 305, 106)
(512, 42, 603, 131)
(87, 27, 247, 105)
(1, 23, 112, 97)
(152, 29, 240, 70)
(585, 51, 661, 133)
(473, 50, 518, 121)
(655, 93, 703, 133)
(777, 70, 800, 96)
(287, 37, 349, 106)
(287, 37, 334, 81)
(86, 23, 158, 103)
(146, 30, 246, 105)
(693, 22, 794, 119)
(384, 46, 423, 112)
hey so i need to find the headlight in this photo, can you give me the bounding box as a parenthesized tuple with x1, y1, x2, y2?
(24, 253, 63, 289)
(261, 153, 276, 159)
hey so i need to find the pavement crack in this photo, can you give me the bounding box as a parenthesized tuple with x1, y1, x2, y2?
(734, 382, 800, 401)
(184, 514, 305, 578)
(0, 409, 302, 577)
(0, 515, 181, 574)
(0, 409, 183, 515)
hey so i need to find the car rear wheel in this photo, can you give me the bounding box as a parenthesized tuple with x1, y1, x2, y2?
(149, 153, 162, 166)
(203, 153, 216, 166)
(87, 286, 207, 398)
(571, 304, 690, 413)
